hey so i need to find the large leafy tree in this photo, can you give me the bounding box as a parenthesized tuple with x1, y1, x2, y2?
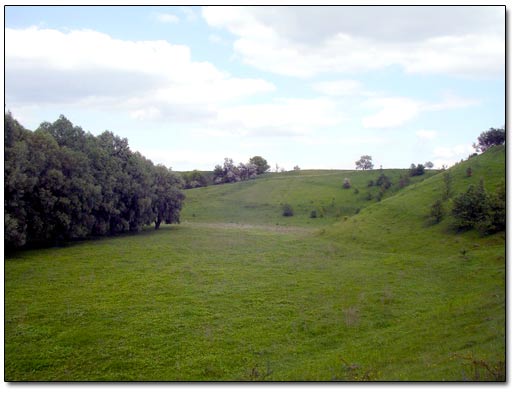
(249, 156, 270, 175)
(473, 127, 505, 152)
(4, 113, 32, 247)
(152, 165, 185, 230)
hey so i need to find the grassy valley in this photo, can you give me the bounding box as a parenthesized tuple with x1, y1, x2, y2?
(182, 168, 437, 226)
(4, 146, 505, 381)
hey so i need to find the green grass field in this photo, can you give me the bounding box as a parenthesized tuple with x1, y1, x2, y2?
(4, 146, 505, 381)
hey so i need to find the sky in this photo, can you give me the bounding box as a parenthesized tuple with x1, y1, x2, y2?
(4, 5, 506, 171)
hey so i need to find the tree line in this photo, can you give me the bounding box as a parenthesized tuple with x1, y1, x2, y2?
(5, 113, 185, 249)
(213, 156, 270, 185)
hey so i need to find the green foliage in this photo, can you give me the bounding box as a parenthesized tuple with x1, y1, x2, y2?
(152, 165, 185, 229)
(355, 155, 373, 170)
(409, 163, 425, 177)
(249, 156, 270, 175)
(4, 113, 185, 249)
(310, 210, 317, 219)
(376, 172, 391, 189)
(474, 127, 505, 153)
(213, 158, 258, 184)
(452, 182, 490, 230)
(342, 178, 351, 189)
(183, 170, 208, 189)
(451, 179, 505, 235)
(430, 199, 445, 224)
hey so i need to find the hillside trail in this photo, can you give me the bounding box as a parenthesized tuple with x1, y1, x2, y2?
(181, 221, 316, 235)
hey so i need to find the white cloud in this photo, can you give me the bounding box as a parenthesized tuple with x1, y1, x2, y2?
(155, 13, 180, 24)
(214, 97, 345, 136)
(416, 130, 438, 140)
(202, 6, 504, 78)
(432, 144, 474, 168)
(311, 80, 362, 96)
(140, 148, 233, 170)
(362, 97, 423, 129)
(362, 93, 479, 129)
(5, 26, 275, 121)
(423, 92, 480, 111)
(130, 107, 162, 121)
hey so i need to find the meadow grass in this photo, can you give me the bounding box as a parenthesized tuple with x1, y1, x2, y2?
(182, 168, 436, 227)
(4, 146, 505, 381)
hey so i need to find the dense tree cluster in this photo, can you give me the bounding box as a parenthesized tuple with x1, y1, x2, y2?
(5, 113, 185, 249)
(409, 163, 425, 177)
(182, 170, 209, 189)
(213, 157, 262, 184)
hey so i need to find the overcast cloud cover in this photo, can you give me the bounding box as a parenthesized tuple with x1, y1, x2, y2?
(4, 5, 505, 170)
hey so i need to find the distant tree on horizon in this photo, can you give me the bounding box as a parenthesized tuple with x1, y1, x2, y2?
(409, 163, 425, 177)
(473, 126, 505, 153)
(355, 155, 374, 170)
(249, 156, 270, 174)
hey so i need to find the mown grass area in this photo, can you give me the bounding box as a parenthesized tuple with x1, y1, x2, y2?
(4, 147, 505, 381)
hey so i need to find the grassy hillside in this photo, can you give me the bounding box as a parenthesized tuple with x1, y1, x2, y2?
(4, 147, 505, 381)
(182, 168, 437, 226)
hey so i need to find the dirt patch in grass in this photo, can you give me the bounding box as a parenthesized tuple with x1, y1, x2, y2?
(182, 221, 315, 234)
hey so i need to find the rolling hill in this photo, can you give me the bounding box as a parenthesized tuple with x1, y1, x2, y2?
(4, 146, 505, 381)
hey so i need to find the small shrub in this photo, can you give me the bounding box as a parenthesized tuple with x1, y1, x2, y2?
(430, 199, 444, 224)
(376, 173, 391, 189)
(367, 180, 374, 187)
(452, 182, 489, 230)
(466, 167, 473, 177)
(342, 178, 351, 189)
(310, 210, 317, 219)
(282, 203, 294, 217)
(353, 187, 359, 195)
